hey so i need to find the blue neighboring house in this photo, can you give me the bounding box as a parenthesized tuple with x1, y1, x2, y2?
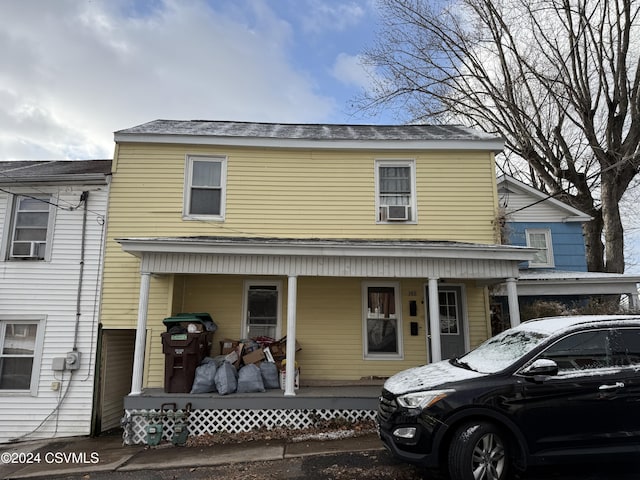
(491, 175, 640, 333)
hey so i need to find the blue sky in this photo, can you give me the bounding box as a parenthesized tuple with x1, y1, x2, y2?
(0, 0, 399, 160)
(1, 0, 638, 270)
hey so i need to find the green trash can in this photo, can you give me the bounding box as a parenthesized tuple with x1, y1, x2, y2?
(161, 313, 217, 393)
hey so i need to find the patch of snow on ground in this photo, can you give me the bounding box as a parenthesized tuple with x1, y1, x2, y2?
(291, 428, 373, 442)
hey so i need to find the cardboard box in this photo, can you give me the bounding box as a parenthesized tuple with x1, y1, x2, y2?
(269, 337, 301, 359)
(220, 339, 239, 355)
(242, 348, 265, 365)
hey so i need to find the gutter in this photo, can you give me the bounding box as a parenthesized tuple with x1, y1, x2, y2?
(113, 134, 505, 153)
(0, 173, 111, 186)
(116, 237, 538, 262)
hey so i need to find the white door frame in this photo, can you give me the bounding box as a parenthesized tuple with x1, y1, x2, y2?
(241, 280, 283, 339)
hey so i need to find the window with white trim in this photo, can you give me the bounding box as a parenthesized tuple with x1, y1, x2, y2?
(0, 318, 44, 393)
(363, 283, 403, 359)
(184, 156, 227, 219)
(526, 228, 554, 268)
(7, 195, 53, 261)
(242, 281, 282, 340)
(375, 160, 416, 223)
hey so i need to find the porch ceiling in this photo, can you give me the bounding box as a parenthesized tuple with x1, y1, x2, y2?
(117, 236, 536, 280)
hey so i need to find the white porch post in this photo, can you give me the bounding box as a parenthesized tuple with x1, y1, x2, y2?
(428, 277, 442, 363)
(130, 271, 150, 395)
(506, 277, 520, 327)
(284, 275, 298, 397)
(629, 288, 640, 310)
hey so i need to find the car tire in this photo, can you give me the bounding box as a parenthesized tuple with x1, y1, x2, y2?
(448, 421, 509, 480)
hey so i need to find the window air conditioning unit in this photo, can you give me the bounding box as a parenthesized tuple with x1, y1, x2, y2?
(11, 241, 43, 259)
(382, 205, 410, 221)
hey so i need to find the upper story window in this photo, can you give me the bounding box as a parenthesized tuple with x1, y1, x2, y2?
(0, 318, 45, 394)
(184, 155, 227, 220)
(375, 160, 416, 223)
(526, 228, 554, 268)
(7, 195, 53, 261)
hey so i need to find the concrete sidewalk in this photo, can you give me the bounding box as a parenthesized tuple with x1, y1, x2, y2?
(0, 432, 384, 479)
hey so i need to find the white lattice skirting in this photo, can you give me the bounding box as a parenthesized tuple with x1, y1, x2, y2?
(122, 408, 377, 445)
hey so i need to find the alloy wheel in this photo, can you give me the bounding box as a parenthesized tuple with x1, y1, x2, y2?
(471, 432, 506, 480)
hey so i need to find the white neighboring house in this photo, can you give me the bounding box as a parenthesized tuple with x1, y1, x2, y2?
(0, 160, 111, 443)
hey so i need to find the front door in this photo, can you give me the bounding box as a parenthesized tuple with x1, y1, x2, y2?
(243, 282, 281, 339)
(426, 285, 466, 360)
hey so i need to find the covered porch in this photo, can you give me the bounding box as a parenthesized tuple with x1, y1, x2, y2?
(117, 236, 536, 444)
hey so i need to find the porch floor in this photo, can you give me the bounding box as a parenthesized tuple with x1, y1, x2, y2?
(124, 385, 383, 411)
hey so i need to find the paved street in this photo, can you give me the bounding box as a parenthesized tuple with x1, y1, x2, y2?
(40, 449, 640, 480)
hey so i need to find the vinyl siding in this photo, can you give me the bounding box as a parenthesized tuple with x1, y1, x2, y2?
(101, 144, 499, 331)
(503, 195, 569, 222)
(0, 185, 108, 442)
(467, 286, 492, 349)
(102, 142, 499, 385)
(499, 183, 585, 223)
(107, 145, 497, 240)
(98, 329, 135, 431)
(507, 222, 588, 271)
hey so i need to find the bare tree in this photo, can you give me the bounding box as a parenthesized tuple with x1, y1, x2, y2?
(362, 0, 640, 272)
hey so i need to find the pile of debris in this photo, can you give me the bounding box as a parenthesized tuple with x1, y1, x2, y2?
(189, 336, 301, 395)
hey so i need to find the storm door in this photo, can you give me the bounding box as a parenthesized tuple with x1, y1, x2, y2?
(243, 282, 281, 339)
(426, 285, 466, 360)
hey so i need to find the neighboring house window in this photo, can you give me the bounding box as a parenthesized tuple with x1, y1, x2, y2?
(363, 283, 403, 359)
(8, 195, 52, 260)
(526, 228, 554, 267)
(184, 156, 227, 219)
(0, 318, 44, 393)
(375, 160, 416, 223)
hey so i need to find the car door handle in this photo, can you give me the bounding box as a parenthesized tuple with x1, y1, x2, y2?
(598, 382, 625, 391)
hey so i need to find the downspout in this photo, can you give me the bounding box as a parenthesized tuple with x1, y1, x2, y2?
(73, 191, 89, 351)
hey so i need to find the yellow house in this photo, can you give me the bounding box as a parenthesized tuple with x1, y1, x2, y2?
(100, 120, 534, 443)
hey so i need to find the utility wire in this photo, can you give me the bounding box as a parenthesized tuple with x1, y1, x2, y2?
(504, 153, 637, 215)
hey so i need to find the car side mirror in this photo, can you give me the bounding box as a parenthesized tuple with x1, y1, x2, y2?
(521, 359, 559, 379)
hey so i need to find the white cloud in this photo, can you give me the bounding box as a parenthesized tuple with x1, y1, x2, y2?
(298, 0, 366, 34)
(331, 53, 374, 90)
(0, 0, 336, 159)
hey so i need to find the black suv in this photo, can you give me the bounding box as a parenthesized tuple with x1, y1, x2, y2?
(378, 315, 640, 480)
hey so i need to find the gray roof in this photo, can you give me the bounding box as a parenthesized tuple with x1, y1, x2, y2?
(114, 120, 504, 151)
(519, 269, 640, 283)
(0, 160, 112, 185)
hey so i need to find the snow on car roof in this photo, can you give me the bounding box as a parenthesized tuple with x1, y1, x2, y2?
(516, 314, 640, 335)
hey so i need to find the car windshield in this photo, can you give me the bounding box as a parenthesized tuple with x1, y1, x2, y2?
(456, 327, 550, 373)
